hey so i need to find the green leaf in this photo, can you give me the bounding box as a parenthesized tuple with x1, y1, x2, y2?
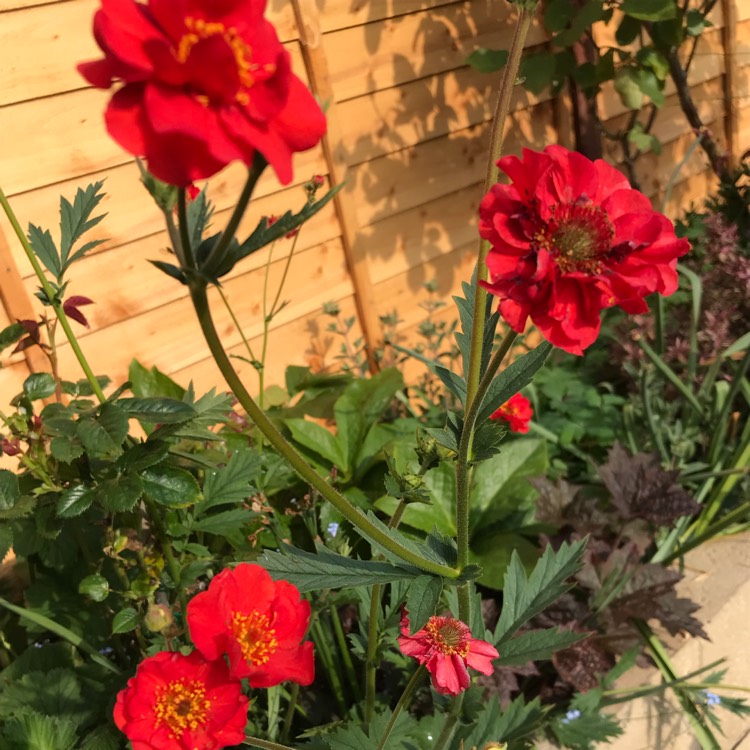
(621, 0, 676, 21)
(116, 439, 170, 472)
(111, 607, 139, 634)
(56, 485, 95, 518)
(76, 403, 128, 457)
(453, 273, 499, 381)
(77, 574, 109, 602)
(519, 52, 557, 95)
(190, 508, 257, 535)
(260, 543, 421, 592)
(615, 12, 641, 44)
(96, 474, 144, 513)
(23, 373, 56, 401)
(685, 9, 711, 36)
(0, 524, 12, 561)
(460, 694, 544, 749)
(495, 628, 587, 666)
(466, 47, 509, 73)
(0, 322, 26, 354)
(2, 710, 78, 750)
(470, 532, 539, 590)
(637, 47, 669, 80)
(406, 575, 443, 633)
(552, 708, 623, 748)
(478, 341, 553, 422)
(59, 181, 107, 273)
(494, 539, 586, 646)
(0, 470, 21, 511)
(199, 450, 262, 513)
(614, 68, 644, 109)
(118, 396, 197, 423)
(28, 224, 61, 279)
(544, 0, 575, 32)
(285, 418, 345, 468)
(141, 465, 201, 508)
(50, 436, 85, 463)
(128, 360, 186, 399)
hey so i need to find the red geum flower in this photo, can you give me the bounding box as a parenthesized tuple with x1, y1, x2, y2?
(398, 611, 498, 696)
(114, 650, 248, 750)
(479, 145, 690, 355)
(490, 392, 533, 434)
(62, 296, 94, 328)
(78, 0, 327, 187)
(187, 563, 314, 686)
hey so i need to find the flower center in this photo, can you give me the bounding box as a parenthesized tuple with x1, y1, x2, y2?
(546, 202, 615, 274)
(425, 616, 470, 657)
(231, 611, 279, 665)
(175, 17, 276, 105)
(153, 679, 210, 738)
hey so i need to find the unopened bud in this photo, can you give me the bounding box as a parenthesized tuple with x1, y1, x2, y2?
(144, 602, 174, 633)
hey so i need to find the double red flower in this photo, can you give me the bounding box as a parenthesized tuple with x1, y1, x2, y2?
(79, 0, 326, 186)
(490, 392, 533, 434)
(114, 650, 248, 750)
(479, 146, 690, 354)
(398, 611, 498, 696)
(187, 563, 315, 686)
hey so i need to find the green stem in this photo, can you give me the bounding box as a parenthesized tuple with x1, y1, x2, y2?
(455, 328, 518, 622)
(464, 8, 534, 411)
(146, 500, 187, 616)
(202, 153, 267, 275)
(311, 617, 347, 717)
(364, 499, 408, 724)
(432, 692, 464, 750)
(635, 620, 721, 750)
(330, 603, 362, 702)
(218, 286, 258, 365)
(244, 737, 297, 750)
(375, 665, 426, 750)
(187, 283, 458, 579)
(280, 683, 299, 743)
(0, 186, 106, 403)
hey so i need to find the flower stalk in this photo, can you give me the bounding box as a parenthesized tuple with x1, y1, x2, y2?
(374, 665, 425, 750)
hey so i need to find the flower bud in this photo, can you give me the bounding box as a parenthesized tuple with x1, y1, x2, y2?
(144, 602, 174, 633)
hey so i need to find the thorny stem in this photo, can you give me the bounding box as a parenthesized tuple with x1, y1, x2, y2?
(0, 186, 106, 403)
(374, 665, 426, 750)
(187, 283, 459, 579)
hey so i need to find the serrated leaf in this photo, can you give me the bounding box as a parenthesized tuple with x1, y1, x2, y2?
(59, 181, 107, 272)
(2, 710, 78, 750)
(56, 486, 95, 518)
(118, 396, 196, 423)
(141, 465, 200, 508)
(285, 418, 345, 468)
(495, 628, 587, 666)
(96, 475, 144, 513)
(461, 694, 544, 749)
(111, 607, 139, 634)
(198, 450, 261, 513)
(50, 436, 85, 464)
(76, 404, 128, 457)
(190, 508, 257, 535)
(23, 373, 56, 401)
(128, 360, 186, 399)
(116, 440, 170, 472)
(28, 224, 61, 279)
(260, 543, 421, 593)
(494, 540, 586, 647)
(406, 575, 443, 633)
(0, 470, 21, 511)
(477, 341, 553, 422)
(77, 574, 109, 602)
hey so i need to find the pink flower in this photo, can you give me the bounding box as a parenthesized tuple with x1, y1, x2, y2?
(398, 611, 498, 696)
(490, 392, 533, 434)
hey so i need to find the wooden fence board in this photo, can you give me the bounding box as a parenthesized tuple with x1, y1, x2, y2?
(314, 0, 460, 33)
(325, 0, 548, 103)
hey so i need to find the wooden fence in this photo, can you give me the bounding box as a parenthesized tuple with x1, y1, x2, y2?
(0, 0, 748, 405)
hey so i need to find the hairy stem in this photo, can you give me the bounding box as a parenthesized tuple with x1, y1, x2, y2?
(374, 665, 425, 750)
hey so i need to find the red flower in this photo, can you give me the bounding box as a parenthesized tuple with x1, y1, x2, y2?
(114, 650, 248, 750)
(398, 611, 498, 696)
(490, 392, 533, 434)
(79, 0, 326, 187)
(187, 563, 314, 686)
(479, 146, 690, 355)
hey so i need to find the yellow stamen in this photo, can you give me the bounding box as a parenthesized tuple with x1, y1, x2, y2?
(232, 610, 279, 665)
(153, 679, 210, 739)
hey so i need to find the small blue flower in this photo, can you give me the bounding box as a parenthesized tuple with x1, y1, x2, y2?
(561, 709, 581, 724)
(327, 522, 340, 538)
(99, 646, 115, 656)
(704, 691, 721, 707)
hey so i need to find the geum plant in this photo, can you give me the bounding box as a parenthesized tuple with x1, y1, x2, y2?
(0, 0, 701, 748)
